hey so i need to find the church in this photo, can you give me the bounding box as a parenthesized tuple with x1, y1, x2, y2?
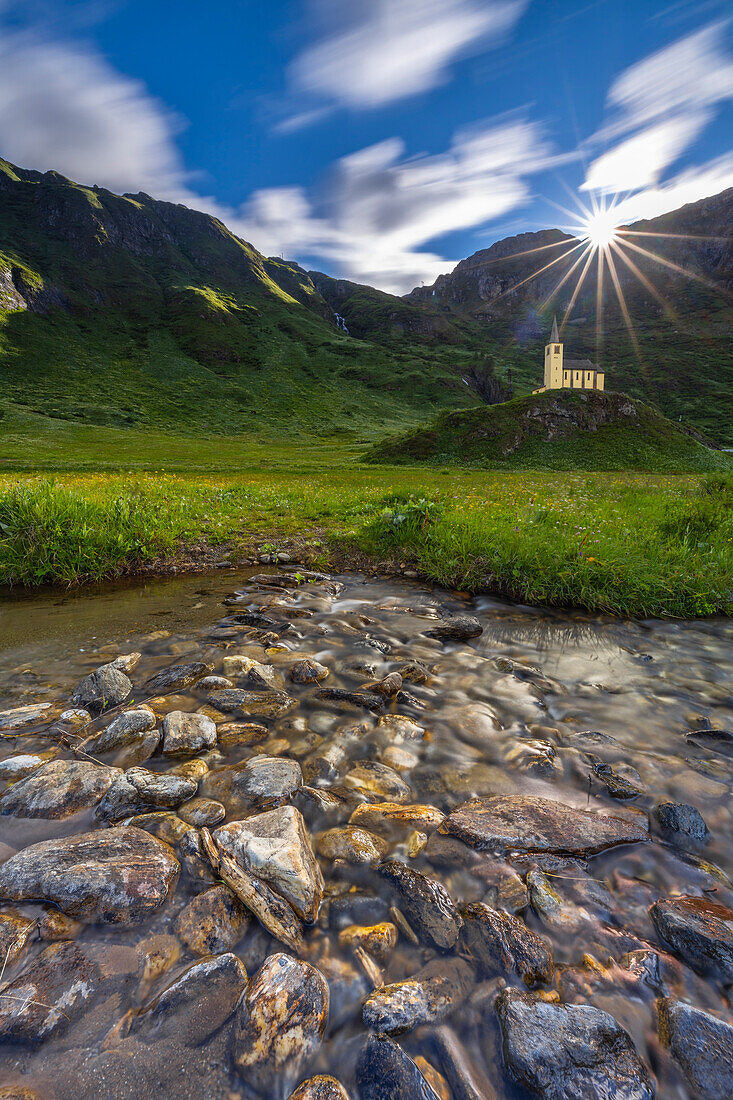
(533, 316, 605, 393)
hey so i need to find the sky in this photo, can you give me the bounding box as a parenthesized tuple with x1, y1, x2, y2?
(0, 0, 731, 293)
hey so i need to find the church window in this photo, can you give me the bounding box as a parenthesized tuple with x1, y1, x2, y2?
(554, 345, 560, 353)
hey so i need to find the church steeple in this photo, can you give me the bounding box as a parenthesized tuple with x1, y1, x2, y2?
(550, 314, 559, 343)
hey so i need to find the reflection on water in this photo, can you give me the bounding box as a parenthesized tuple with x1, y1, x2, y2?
(0, 571, 730, 1097)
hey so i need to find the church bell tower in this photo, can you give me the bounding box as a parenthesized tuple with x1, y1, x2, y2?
(544, 315, 563, 389)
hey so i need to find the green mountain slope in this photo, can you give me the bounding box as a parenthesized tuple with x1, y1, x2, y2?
(365, 390, 731, 472)
(0, 159, 472, 438)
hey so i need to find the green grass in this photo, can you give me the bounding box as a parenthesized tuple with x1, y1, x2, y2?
(0, 461, 730, 618)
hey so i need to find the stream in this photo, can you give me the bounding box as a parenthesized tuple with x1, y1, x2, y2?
(0, 568, 730, 1099)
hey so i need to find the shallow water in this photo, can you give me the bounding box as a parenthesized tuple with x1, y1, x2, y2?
(0, 570, 730, 1098)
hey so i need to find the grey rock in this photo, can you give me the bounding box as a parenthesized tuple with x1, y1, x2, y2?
(317, 826, 389, 865)
(424, 615, 483, 641)
(0, 941, 100, 1043)
(96, 708, 157, 753)
(356, 1033, 442, 1100)
(162, 711, 217, 755)
(133, 952, 247, 1045)
(658, 997, 733, 1100)
(440, 795, 648, 855)
(653, 801, 709, 848)
(461, 901, 553, 986)
(363, 957, 473, 1035)
(70, 662, 132, 712)
(316, 687, 385, 713)
(0, 825, 179, 924)
(0, 759, 120, 819)
(650, 895, 733, 982)
(96, 767, 197, 822)
(179, 796, 226, 827)
(201, 755, 302, 815)
(174, 884, 250, 956)
(233, 953, 329, 1099)
(496, 989, 655, 1100)
(144, 662, 212, 694)
(379, 860, 463, 950)
(290, 658, 330, 684)
(214, 804, 323, 922)
(0, 704, 58, 731)
(206, 688, 297, 719)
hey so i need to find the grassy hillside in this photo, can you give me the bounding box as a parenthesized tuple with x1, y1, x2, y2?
(366, 390, 732, 473)
(0, 158, 473, 439)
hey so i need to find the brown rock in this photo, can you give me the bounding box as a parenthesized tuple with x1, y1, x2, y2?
(174, 884, 250, 955)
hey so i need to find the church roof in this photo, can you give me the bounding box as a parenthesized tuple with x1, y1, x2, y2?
(550, 315, 559, 343)
(565, 358, 602, 372)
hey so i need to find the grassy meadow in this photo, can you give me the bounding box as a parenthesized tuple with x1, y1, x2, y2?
(0, 440, 730, 617)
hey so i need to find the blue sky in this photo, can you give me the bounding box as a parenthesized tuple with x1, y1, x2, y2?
(0, 0, 731, 291)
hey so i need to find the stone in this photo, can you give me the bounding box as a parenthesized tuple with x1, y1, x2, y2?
(0, 704, 58, 731)
(0, 941, 99, 1043)
(461, 902, 553, 986)
(173, 884, 250, 956)
(316, 687, 385, 713)
(344, 761, 411, 802)
(179, 796, 226, 827)
(379, 860, 462, 950)
(95, 708, 157, 753)
(592, 761, 645, 800)
(0, 910, 35, 965)
(653, 801, 709, 848)
(202, 755, 302, 815)
(328, 892, 391, 932)
(196, 675, 234, 690)
(218, 722, 270, 747)
(214, 805, 323, 922)
(0, 759, 120, 819)
(287, 1078, 349, 1100)
(317, 826, 388, 865)
(376, 714, 425, 742)
(205, 688, 297, 718)
(162, 710, 217, 755)
(70, 662, 132, 712)
(137, 933, 181, 983)
(349, 801, 444, 837)
(363, 958, 473, 1035)
(649, 895, 733, 982)
(233, 953, 330, 1099)
(658, 997, 733, 1100)
(338, 922, 398, 963)
(496, 989, 655, 1100)
(37, 907, 83, 941)
(440, 795, 648, 855)
(111, 652, 141, 673)
(424, 615, 483, 641)
(0, 752, 55, 780)
(356, 1034, 443, 1100)
(364, 673, 403, 697)
(413, 1059, 450, 1100)
(96, 767, 197, 822)
(144, 662, 212, 694)
(290, 658, 330, 684)
(0, 825, 179, 924)
(133, 952, 247, 1046)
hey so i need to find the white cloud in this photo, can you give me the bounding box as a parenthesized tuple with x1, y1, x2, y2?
(583, 23, 733, 196)
(236, 117, 555, 292)
(601, 153, 733, 227)
(287, 0, 526, 114)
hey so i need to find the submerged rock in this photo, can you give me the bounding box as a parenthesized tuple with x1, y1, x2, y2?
(290, 658, 330, 684)
(461, 902, 553, 987)
(653, 801, 709, 849)
(133, 951, 247, 1046)
(440, 795, 648, 855)
(214, 805, 323, 922)
(356, 1033, 443, 1100)
(96, 767, 197, 821)
(424, 615, 483, 642)
(96, 708, 158, 753)
(316, 688, 385, 713)
(287, 1078, 349, 1100)
(144, 662, 212, 694)
(206, 688, 297, 719)
(233, 953, 329, 1099)
(338, 922, 398, 963)
(496, 989, 655, 1099)
(344, 761, 411, 802)
(317, 826, 389, 865)
(162, 711, 217, 755)
(0, 941, 99, 1043)
(658, 997, 733, 1100)
(0, 704, 58, 732)
(379, 860, 462, 950)
(0, 759, 120, 819)
(70, 662, 132, 712)
(0, 910, 36, 965)
(349, 801, 445, 837)
(363, 957, 473, 1035)
(649, 895, 733, 982)
(0, 825, 179, 924)
(179, 796, 226, 827)
(174, 883, 250, 956)
(201, 755, 302, 815)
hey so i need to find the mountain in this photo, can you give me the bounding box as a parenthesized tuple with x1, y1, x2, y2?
(0, 159, 472, 438)
(1, 157, 731, 445)
(365, 390, 731, 473)
(315, 192, 733, 443)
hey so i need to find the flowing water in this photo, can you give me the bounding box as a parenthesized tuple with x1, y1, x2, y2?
(0, 569, 730, 1098)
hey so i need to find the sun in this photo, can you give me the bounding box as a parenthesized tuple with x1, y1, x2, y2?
(582, 209, 620, 248)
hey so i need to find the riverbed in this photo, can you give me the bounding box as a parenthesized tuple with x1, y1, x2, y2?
(0, 569, 730, 1098)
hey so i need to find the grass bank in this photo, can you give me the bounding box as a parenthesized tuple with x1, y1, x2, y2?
(0, 463, 730, 618)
